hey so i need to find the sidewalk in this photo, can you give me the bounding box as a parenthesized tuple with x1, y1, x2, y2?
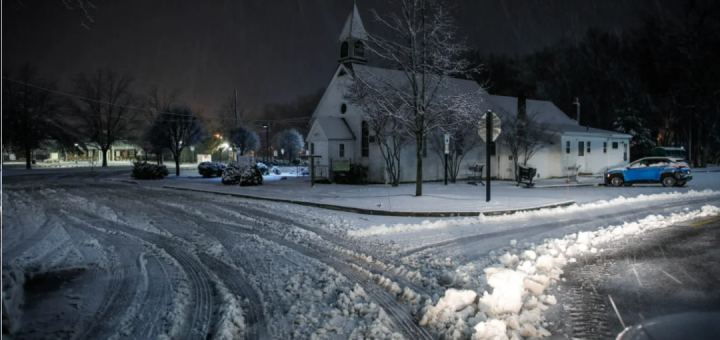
(159, 176, 580, 217)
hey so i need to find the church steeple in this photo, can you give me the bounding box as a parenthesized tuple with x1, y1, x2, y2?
(338, 2, 368, 66)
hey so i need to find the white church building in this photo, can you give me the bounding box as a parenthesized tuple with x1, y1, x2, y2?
(307, 4, 632, 183)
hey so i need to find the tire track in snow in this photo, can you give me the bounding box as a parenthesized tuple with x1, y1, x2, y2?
(108, 184, 434, 339)
(44, 191, 215, 340)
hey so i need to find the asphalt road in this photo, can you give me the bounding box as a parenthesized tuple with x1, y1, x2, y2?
(551, 216, 720, 339)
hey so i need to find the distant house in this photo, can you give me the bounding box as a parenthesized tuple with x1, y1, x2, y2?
(306, 4, 632, 182)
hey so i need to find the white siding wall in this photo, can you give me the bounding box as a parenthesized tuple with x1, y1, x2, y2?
(561, 135, 630, 174)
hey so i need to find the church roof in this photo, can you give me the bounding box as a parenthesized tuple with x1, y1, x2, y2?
(352, 64, 482, 97)
(339, 3, 368, 41)
(317, 117, 356, 140)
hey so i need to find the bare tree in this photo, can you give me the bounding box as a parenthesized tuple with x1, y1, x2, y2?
(227, 126, 260, 157)
(151, 106, 204, 176)
(71, 68, 138, 167)
(354, 0, 483, 195)
(428, 113, 484, 183)
(499, 110, 555, 179)
(276, 129, 304, 162)
(345, 82, 410, 186)
(2, 65, 74, 169)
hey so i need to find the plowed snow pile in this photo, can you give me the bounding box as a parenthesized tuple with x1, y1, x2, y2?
(419, 205, 720, 340)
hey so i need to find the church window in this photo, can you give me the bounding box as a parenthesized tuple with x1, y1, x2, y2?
(361, 121, 369, 157)
(340, 41, 349, 58)
(354, 41, 365, 58)
(339, 143, 345, 158)
(341, 103, 347, 114)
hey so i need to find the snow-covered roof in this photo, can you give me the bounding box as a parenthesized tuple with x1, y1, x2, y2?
(479, 95, 631, 138)
(352, 64, 483, 97)
(317, 118, 356, 140)
(339, 3, 368, 41)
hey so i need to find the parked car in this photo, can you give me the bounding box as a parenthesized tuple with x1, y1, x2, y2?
(604, 157, 692, 187)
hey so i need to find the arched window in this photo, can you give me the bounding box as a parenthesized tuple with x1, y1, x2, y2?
(340, 41, 349, 59)
(354, 40, 365, 58)
(361, 121, 369, 157)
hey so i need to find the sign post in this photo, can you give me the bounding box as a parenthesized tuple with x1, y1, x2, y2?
(479, 110, 502, 202)
(444, 133, 450, 185)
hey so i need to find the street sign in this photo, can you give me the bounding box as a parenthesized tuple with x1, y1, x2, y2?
(444, 133, 450, 154)
(190, 145, 195, 152)
(478, 112, 502, 142)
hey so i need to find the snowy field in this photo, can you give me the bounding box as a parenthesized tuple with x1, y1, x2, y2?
(2, 172, 720, 339)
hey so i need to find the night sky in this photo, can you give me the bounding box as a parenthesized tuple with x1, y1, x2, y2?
(2, 0, 677, 113)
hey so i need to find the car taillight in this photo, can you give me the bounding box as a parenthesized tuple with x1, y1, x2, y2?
(675, 166, 681, 169)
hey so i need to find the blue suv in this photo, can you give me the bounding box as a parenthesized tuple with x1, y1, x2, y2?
(604, 157, 692, 187)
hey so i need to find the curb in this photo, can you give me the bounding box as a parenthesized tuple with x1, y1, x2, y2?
(532, 183, 604, 189)
(2, 169, 131, 179)
(161, 185, 576, 217)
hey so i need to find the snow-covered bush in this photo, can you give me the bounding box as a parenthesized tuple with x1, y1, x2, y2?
(131, 162, 169, 179)
(198, 162, 226, 178)
(256, 162, 268, 175)
(270, 166, 281, 175)
(221, 161, 264, 186)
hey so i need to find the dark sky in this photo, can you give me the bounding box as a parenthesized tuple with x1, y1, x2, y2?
(2, 0, 677, 114)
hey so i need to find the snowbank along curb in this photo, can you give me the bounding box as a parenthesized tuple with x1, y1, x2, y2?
(161, 185, 575, 217)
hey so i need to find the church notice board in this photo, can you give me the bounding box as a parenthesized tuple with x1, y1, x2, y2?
(332, 158, 350, 172)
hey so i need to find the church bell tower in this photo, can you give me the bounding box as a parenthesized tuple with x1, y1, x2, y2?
(338, 3, 368, 67)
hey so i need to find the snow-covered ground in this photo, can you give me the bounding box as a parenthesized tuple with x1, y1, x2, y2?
(3, 171, 720, 339)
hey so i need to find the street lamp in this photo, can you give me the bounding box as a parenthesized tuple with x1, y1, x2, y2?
(74, 143, 79, 165)
(263, 124, 269, 164)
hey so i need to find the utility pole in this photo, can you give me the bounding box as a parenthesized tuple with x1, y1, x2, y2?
(573, 98, 580, 126)
(486, 112, 492, 202)
(263, 124, 269, 164)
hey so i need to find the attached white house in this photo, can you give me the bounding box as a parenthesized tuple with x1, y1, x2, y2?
(306, 4, 632, 183)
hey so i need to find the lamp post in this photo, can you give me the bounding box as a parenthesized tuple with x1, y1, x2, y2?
(263, 124, 269, 164)
(74, 143, 79, 165)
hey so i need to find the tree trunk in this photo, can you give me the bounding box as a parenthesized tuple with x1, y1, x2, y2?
(175, 156, 181, 176)
(415, 134, 423, 196)
(101, 148, 109, 167)
(25, 145, 32, 170)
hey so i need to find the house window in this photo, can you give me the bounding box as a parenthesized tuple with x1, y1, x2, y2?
(361, 121, 369, 157)
(578, 141, 584, 156)
(603, 142, 607, 153)
(587, 142, 591, 153)
(340, 41, 349, 58)
(566, 141, 570, 154)
(339, 143, 345, 158)
(612, 142, 618, 149)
